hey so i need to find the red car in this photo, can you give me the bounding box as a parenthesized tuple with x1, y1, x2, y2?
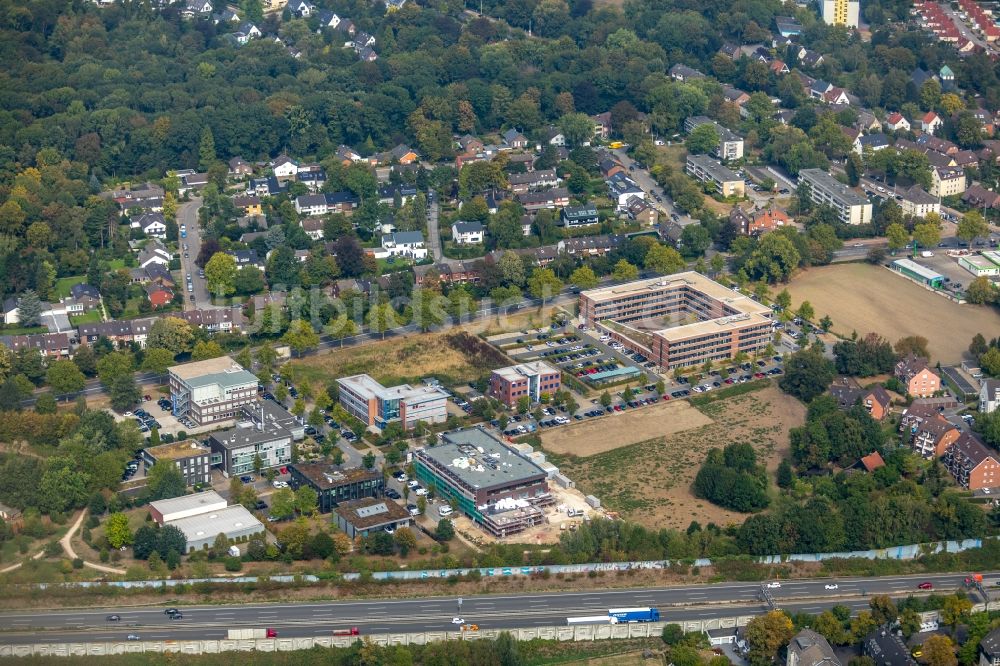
(917, 582, 933, 590)
(662, 395, 670, 401)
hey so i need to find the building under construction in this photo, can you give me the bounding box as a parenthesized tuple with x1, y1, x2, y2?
(414, 427, 554, 538)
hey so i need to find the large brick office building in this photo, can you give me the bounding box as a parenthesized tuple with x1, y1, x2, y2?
(579, 272, 773, 369)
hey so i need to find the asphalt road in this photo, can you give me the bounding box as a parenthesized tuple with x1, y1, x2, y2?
(0, 572, 984, 644)
(177, 197, 214, 310)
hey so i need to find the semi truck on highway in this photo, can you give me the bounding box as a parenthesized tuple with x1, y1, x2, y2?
(227, 628, 277, 639)
(608, 607, 660, 623)
(567, 608, 661, 625)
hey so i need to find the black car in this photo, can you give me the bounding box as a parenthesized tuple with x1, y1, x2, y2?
(170, 612, 184, 620)
(385, 489, 402, 500)
(164, 608, 179, 616)
(106, 615, 121, 622)
(254, 500, 268, 511)
(263, 392, 275, 401)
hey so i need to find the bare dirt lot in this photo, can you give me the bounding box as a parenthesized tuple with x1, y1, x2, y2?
(286, 331, 505, 389)
(784, 263, 1000, 364)
(547, 385, 805, 530)
(542, 399, 713, 456)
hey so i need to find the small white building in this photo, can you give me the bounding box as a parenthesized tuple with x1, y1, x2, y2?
(149, 490, 227, 525)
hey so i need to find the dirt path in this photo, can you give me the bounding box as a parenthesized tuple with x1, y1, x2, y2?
(61, 509, 127, 575)
(0, 549, 44, 574)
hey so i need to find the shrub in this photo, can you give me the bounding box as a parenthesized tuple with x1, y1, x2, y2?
(223, 556, 242, 572)
(72, 558, 84, 569)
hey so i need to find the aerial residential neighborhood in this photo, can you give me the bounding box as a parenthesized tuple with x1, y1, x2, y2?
(2, 0, 1000, 661)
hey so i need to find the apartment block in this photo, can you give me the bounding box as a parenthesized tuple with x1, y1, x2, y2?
(895, 354, 941, 398)
(489, 361, 562, 407)
(944, 432, 1000, 490)
(684, 116, 745, 161)
(579, 272, 773, 369)
(798, 169, 872, 225)
(337, 374, 448, 430)
(822, 0, 859, 27)
(168, 357, 258, 426)
(685, 154, 745, 197)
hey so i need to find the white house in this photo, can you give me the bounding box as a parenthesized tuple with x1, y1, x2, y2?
(451, 221, 485, 244)
(132, 213, 167, 239)
(272, 155, 299, 178)
(379, 231, 428, 260)
(921, 111, 943, 135)
(885, 112, 910, 132)
(981, 379, 1000, 414)
(137, 240, 172, 268)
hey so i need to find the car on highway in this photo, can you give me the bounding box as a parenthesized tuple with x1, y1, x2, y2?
(918, 582, 934, 590)
(165, 608, 179, 616)
(824, 584, 839, 590)
(766, 581, 781, 588)
(127, 634, 141, 641)
(106, 615, 121, 622)
(170, 612, 184, 620)
(452, 617, 465, 625)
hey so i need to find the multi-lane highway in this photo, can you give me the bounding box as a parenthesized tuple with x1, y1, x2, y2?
(0, 572, 985, 644)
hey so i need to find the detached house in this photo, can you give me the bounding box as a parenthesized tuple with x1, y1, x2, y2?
(922, 111, 944, 135)
(137, 240, 171, 268)
(895, 354, 941, 397)
(272, 155, 299, 179)
(561, 204, 600, 227)
(503, 128, 529, 149)
(228, 156, 253, 177)
(451, 221, 485, 244)
(380, 231, 428, 260)
(132, 213, 167, 238)
(980, 378, 1000, 414)
(886, 113, 911, 132)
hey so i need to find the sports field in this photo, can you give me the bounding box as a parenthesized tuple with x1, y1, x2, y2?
(784, 263, 1000, 364)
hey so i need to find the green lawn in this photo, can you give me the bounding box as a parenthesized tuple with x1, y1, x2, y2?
(70, 310, 103, 325)
(54, 276, 85, 299)
(378, 258, 414, 274)
(0, 325, 48, 336)
(106, 259, 126, 271)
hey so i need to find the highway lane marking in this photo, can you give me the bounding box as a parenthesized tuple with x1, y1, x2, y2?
(2, 572, 988, 623)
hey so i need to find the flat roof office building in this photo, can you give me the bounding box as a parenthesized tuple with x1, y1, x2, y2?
(798, 169, 872, 225)
(287, 463, 384, 513)
(168, 357, 258, 426)
(208, 408, 293, 476)
(489, 361, 562, 407)
(579, 272, 774, 369)
(414, 427, 554, 537)
(337, 374, 448, 430)
(142, 440, 215, 488)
